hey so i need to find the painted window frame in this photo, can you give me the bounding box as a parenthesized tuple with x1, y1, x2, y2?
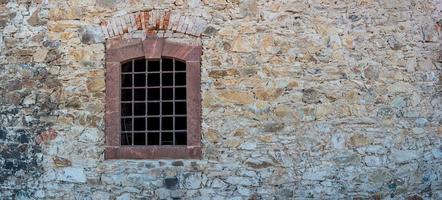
(104, 38, 201, 159)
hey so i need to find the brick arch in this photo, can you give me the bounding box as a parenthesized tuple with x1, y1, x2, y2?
(100, 10, 207, 39)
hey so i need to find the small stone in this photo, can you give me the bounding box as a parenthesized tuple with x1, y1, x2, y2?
(78, 128, 101, 143)
(245, 160, 273, 169)
(0, 5, 11, 28)
(377, 107, 395, 118)
(431, 147, 442, 159)
(263, 122, 284, 132)
(347, 134, 370, 147)
(183, 173, 202, 189)
(387, 36, 401, 50)
(15, 191, 31, 200)
(255, 88, 283, 101)
(364, 64, 379, 80)
(174, 0, 184, 6)
(44, 49, 62, 63)
(237, 186, 251, 196)
(208, 69, 239, 79)
(35, 129, 57, 144)
(302, 88, 321, 104)
(34, 190, 45, 198)
(406, 58, 416, 72)
(331, 134, 346, 150)
(406, 194, 424, 200)
(415, 118, 428, 127)
(257, 134, 273, 143)
(391, 97, 406, 110)
(92, 191, 110, 200)
(391, 149, 419, 163)
(164, 177, 179, 190)
(302, 167, 331, 181)
(418, 59, 434, 71)
(53, 156, 72, 167)
(155, 188, 170, 199)
(259, 35, 277, 53)
(170, 190, 185, 198)
(96, 0, 119, 7)
(231, 36, 256, 52)
(219, 91, 254, 104)
(205, 129, 219, 144)
(239, 142, 256, 150)
(171, 161, 184, 166)
(211, 178, 228, 189)
(225, 177, 256, 186)
(364, 156, 384, 167)
(203, 26, 218, 36)
(43, 40, 61, 48)
(28, 8, 45, 26)
(116, 193, 130, 200)
(33, 48, 49, 63)
(240, 0, 258, 18)
(48, 8, 82, 20)
(80, 25, 105, 44)
(57, 167, 87, 183)
(0, 128, 6, 140)
(87, 78, 105, 92)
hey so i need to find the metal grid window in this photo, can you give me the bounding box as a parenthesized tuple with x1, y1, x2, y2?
(105, 38, 201, 159)
(120, 58, 187, 146)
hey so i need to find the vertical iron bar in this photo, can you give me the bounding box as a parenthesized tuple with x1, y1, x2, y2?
(159, 58, 162, 145)
(145, 59, 148, 146)
(172, 58, 176, 145)
(131, 59, 134, 146)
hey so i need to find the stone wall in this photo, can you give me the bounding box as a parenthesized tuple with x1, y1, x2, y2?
(1, 0, 441, 199)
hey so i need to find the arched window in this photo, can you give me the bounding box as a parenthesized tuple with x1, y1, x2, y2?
(104, 38, 201, 159)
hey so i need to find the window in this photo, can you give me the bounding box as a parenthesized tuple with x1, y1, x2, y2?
(105, 38, 201, 159)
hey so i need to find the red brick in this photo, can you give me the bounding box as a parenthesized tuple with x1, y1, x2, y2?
(135, 12, 142, 30)
(36, 129, 57, 144)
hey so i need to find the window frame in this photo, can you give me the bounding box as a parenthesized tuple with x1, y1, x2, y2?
(104, 38, 201, 159)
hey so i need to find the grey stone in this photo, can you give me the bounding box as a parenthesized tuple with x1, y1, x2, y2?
(331, 134, 345, 150)
(364, 64, 380, 80)
(56, 167, 87, 183)
(96, 0, 120, 7)
(183, 173, 202, 189)
(211, 178, 228, 189)
(239, 142, 256, 150)
(0, 128, 7, 140)
(171, 161, 184, 166)
(391, 149, 419, 163)
(92, 191, 110, 200)
(302, 167, 332, 181)
(391, 97, 406, 110)
(116, 193, 130, 200)
(263, 122, 284, 132)
(406, 58, 416, 72)
(364, 156, 384, 167)
(302, 88, 322, 104)
(431, 147, 442, 159)
(237, 186, 251, 196)
(27, 9, 45, 26)
(43, 40, 61, 48)
(225, 177, 257, 186)
(164, 177, 179, 190)
(240, 0, 258, 18)
(155, 188, 170, 199)
(415, 118, 428, 127)
(80, 25, 105, 44)
(203, 26, 218, 36)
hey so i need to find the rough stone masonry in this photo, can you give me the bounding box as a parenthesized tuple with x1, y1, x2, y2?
(0, 0, 441, 199)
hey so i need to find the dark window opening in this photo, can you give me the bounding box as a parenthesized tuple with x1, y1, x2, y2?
(120, 58, 187, 146)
